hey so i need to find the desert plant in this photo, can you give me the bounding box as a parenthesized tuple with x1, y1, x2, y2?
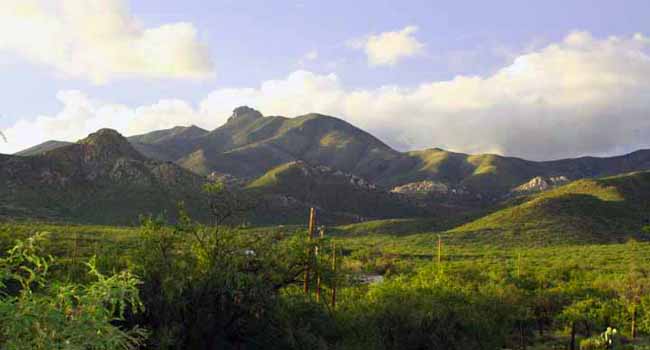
(0, 234, 147, 349)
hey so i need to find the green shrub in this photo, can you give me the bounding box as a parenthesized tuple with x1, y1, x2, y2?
(580, 337, 604, 350)
(0, 234, 147, 349)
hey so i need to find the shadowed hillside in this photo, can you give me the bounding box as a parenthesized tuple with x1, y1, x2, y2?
(0, 129, 208, 224)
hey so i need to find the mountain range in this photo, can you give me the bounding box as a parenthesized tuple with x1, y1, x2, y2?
(4, 106, 650, 239)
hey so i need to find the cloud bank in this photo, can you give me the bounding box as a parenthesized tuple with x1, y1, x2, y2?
(2, 32, 650, 161)
(350, 26, 425, 66)
(0, 0, 214, 83)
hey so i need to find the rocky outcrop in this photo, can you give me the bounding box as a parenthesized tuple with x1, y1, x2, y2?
(512, 176, 570, 194)
(390, 180, 468, 196)
(227, 106, 263, 124)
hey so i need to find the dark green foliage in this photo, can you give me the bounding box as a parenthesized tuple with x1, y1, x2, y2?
(129, 211, 327, 349)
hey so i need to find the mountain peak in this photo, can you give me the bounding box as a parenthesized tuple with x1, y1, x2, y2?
(78, 129, 143, 160)
(227, 106, 263, 123)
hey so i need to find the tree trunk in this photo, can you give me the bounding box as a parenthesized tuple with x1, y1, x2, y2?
(570, 322, 576, 350)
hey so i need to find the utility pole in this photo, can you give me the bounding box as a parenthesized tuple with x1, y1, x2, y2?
(331, 241, 337, 310)
(316, 226, 325, 302)
(304, 208, 316, 294)
(437, 235, 443, 274)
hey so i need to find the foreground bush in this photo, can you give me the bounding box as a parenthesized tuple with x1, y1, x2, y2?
(0, 234, 146, 349)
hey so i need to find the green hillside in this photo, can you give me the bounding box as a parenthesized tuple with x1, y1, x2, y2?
(450, 171, 650, 245)
(16, 107, 650, 205)
(176, 107, 401, 178)
(14, 140, 73, 156)
(244, 161, 428, 225)
(0, 129, 208, 225)
(129, 125, 209, 162)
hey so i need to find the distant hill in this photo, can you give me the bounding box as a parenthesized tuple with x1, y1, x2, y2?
(129, 125, 209, 162)
(0, 129, 207, 224)
(245, 161, 440, 225)
(449, 171, 650, 245)
(109, 107, 650, 202)
(10, 107, 650, 226)
(15, 140, 73, 156)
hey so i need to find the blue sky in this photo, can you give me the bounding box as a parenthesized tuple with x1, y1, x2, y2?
(1, 0, 650, 160)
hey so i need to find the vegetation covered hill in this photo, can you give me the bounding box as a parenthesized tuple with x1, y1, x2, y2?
(14, 140, 73, 156)
(128, 125, 209, 162)
(88, 107, 650, 202)
(16, 107, 650, 203)
(0, 129, 207, 224)
(8, 107, 650, 226)
(244, 161, 434, 224)
(450, 171, 650, 245)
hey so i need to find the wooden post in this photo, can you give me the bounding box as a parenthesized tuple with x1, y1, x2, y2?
(304, 208, 316, 294)
(70, 232, 79, 281)
(316, 226, 325, 302)
(437, 235, 442, 274)
(331, 240, 337, 310)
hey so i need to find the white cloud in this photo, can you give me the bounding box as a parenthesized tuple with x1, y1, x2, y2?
(3, 31, 650, 161)
(0, 91, 206, 153)
(0, 0, 214, 83)
(351, 26, 425, 66)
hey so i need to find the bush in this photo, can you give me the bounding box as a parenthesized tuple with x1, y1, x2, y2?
(0, 234, 146, 349)
(580, 338, 604, 350)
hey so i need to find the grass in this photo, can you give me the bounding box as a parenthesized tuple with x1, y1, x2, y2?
(446, 172, 650, 245)
(246, 162, 296, 189)
(3, 218, 648, 278)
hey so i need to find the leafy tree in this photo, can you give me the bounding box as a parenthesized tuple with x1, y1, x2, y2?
(130, 209, 317, 349)
(559, 298, 608, 350)
(203, 181, 256, 227)
(0, 234, 146, 349)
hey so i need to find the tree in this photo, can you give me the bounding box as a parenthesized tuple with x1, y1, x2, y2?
(203, 181, 256, 228)
(559, 298, 607, 350)
(131, 210, 315, 349)
(615, 240, 650, 339)
(0, 234, 147, 349)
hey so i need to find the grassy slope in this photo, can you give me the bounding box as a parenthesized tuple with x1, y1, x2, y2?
(2, 220, 649, 279)
(449, 171, 650, 245)
(244, 161, 426, 225)
(175, 112, 401, 178)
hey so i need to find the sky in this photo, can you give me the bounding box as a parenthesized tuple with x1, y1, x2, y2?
(1, 0, 650, 160)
